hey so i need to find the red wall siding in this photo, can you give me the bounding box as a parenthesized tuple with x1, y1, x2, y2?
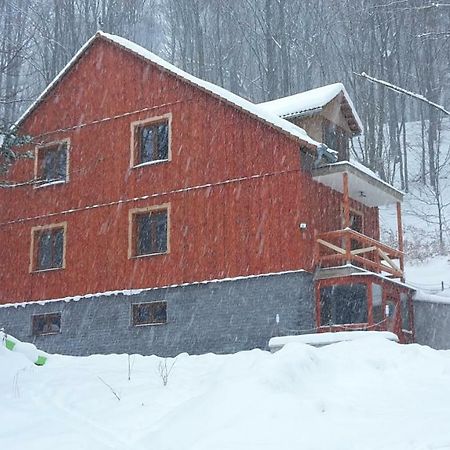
(0, 38, 379, 303)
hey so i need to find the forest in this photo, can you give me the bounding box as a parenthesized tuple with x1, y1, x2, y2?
(0, 0, 449, 193)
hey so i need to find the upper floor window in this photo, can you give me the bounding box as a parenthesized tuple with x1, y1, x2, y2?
(131, 115, 171, 167)
(323, 123, 348, 161)
(129, 206, 169, 257)
(31, 223, 66, 272)
(35, 141, 69, 186)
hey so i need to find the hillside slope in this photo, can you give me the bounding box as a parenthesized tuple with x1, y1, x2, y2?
(362, 119, 450, 295)
(2, 336, 450, 450)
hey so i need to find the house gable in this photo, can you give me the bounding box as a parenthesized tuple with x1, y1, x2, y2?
(17, 32, 318, 152)
(258, 83, 363, 137)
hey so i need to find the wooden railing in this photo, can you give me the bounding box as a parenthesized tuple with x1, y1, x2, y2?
(316, 228, 404, 279)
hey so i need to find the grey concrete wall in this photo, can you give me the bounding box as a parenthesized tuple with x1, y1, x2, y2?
(414, 299, 450, 350)
(0, 271, 314, 356)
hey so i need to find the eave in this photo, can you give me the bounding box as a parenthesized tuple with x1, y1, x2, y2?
(312, 161, 403, 207)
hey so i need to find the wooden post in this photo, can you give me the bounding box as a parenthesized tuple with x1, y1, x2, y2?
(396, 202, 405, 281)
(343, 172, 351, 262)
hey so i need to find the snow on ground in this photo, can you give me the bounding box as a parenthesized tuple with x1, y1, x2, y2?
(2, 335, 450, 450)
(366, 118, 450, 253)
(405, 255, 450, 297)
(269, 331, 398, 351)
(371, 119, 450, 299)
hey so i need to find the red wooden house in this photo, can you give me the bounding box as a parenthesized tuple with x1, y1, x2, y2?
(0, 32, 414, 356)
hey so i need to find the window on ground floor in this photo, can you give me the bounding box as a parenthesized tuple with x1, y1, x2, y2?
(372, 284, 383, 324)
(132, 301, 167, 326)
(32, 313, 61, 336)
(320, 283, 367, 326)
(401, 295, 411, 331)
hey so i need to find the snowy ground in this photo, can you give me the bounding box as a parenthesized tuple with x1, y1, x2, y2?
(373, 119, 450, 297)
(2, 335, 450, 450)
(367, 118, 450, 260)
(405, 255, 450, 299)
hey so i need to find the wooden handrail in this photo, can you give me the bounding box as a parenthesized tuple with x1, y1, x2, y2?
(317, 229, 403, 258)
(316, 228, 404, 279)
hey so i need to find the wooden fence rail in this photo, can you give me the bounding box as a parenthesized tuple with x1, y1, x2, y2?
(316, 228, 404, 279)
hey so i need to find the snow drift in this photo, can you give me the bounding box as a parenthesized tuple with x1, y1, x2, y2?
(1, 336, 450, 450)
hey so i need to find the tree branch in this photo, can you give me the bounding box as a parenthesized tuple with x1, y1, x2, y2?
(354, 72, 450, 116)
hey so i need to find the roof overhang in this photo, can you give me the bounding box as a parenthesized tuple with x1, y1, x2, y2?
(258, 83, 363, 136)
(312, 161, 403, 207)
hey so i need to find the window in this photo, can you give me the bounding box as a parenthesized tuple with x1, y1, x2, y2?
(320, 283, 368, 325)
(132, 301, 167, 326)
(323, 122, 349, 161)
(31, 224, 66, 272)
(372, 284, 383, 324)
(401, 296, 411, 330)
(36, 141, 68, 185)
(132, 116, 170, 166)
(32, 313, 61, 336)
(129, 206, 169, 257)
(346, 209, 364, 250)
(349, 210, 363, 234)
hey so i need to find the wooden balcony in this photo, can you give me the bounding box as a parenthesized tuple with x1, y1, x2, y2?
(316, 228, 404, 280)
(312, 161, 405, 281)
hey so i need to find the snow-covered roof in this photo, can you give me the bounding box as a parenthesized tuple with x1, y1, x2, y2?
(312, 160, 404, 207)
(15, 32, 319, 150)
(258, 83, 363, 134)
(269, 331, 399, 350)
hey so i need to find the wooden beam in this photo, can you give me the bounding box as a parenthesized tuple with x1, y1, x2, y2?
(317, 239, 346, 255)
(352, 254, 402, 277)
(342, 172, 351, 262)
(319, 254, 345, 264)
(345, 228, 404, 257)
(378, 248, 401, 273)
(396, 201, 405, 280)
(351, 246, 377, 256)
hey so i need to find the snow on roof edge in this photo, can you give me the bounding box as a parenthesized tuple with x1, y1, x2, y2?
(269, 331, 399, 348)
(99, 33, 318, 147)
(414, 290, 450, 305)
(318, 264, 415, 290)
(0, 269, 307, 309)
(329, 160, 405, 198)
(259, 83, 364, 134)
(339, 84, 364, 132)
(14, 32, 319, 150)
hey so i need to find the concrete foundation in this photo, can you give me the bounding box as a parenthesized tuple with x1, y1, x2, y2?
(0, 270, 314, 356)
